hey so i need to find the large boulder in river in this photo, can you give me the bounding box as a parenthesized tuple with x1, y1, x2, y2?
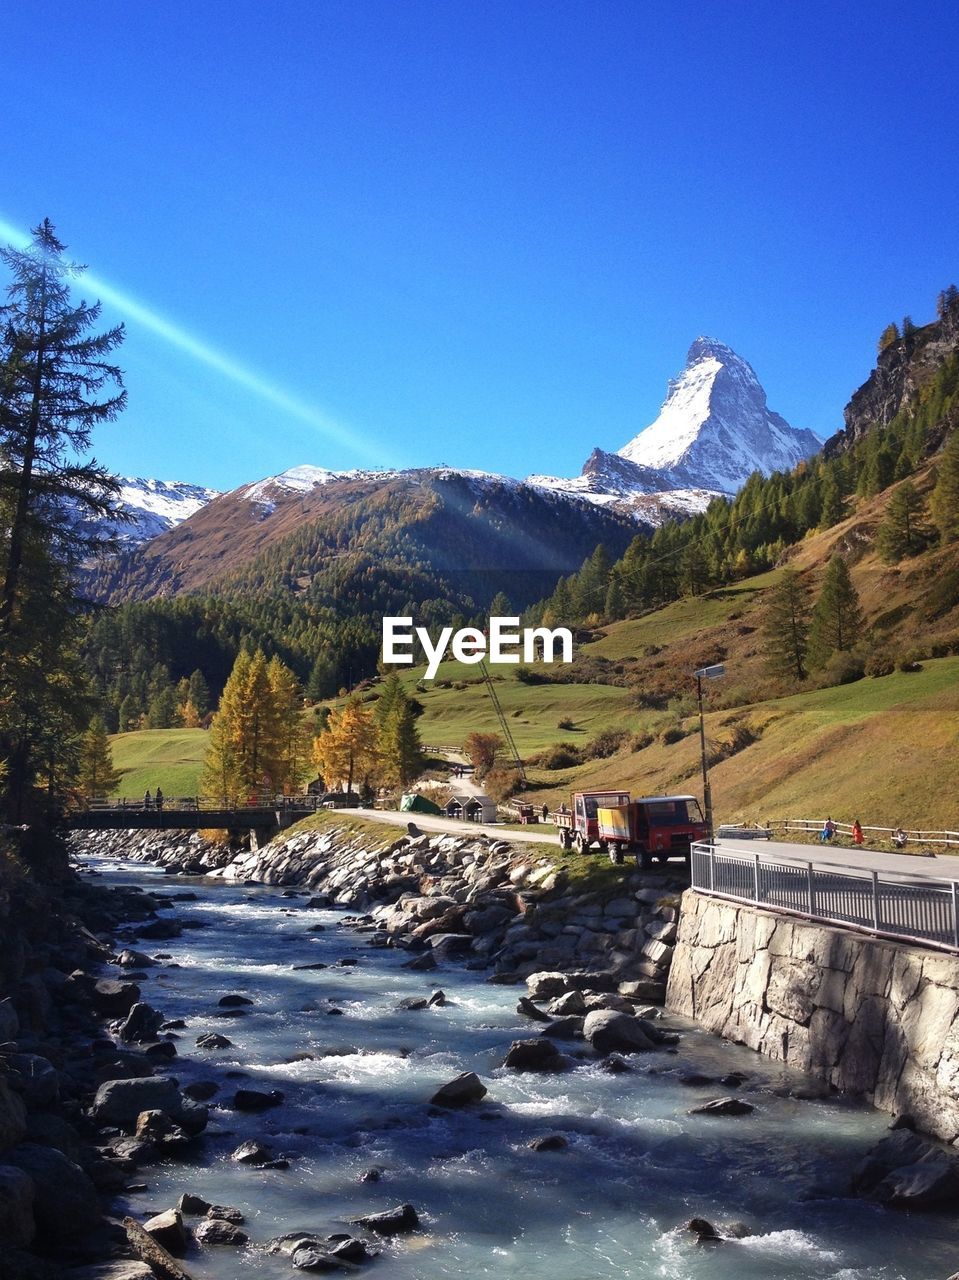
(526, 972, 569, 1000)
(874, 1160, 959, 1208)
(118, 1002, 164, 1043)
(92, 1077, 206, 1134)
(3, 1142, 100, 1242)
(92, 978, 141, 1016)
(351, 1203, 420, 1235)
(688, 1097, 755, 1117)
(502, 1039, 566, 1072)
(231, 1088, 285, 1112)
(582, 1010, 656, 1055)
(430, 1072, 488, 1108)
(0, 1079, 27, 1152)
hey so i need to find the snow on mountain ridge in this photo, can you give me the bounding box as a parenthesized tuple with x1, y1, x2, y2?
(617, 336, 821, 492)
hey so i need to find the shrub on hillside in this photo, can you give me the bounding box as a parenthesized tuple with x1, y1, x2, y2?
(820, 651, 866, 686)
(864, 651, 896, 678)
(533, 743, 583, 770)
(484, 767, 523, 803)
(557, 717, 576, 731)
(631, 732, 654, 752)
(583, 728, 631, 760)
(660, 725, 687, 746)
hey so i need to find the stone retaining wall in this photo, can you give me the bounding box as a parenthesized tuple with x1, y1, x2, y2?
(666, 889, 959, 1143)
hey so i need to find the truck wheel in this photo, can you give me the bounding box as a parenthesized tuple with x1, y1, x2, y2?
(637, 850, 652, 871)
(609, 845, 624, 866)
(559, 831, 572, 851)
(574, 834, 588, 854)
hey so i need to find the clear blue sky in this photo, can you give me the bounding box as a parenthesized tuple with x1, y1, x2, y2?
(2, 2, 957, 490)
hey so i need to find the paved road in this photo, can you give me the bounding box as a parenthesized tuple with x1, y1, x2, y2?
(340, 807, 557, 846)
(716, 837, 956, 885)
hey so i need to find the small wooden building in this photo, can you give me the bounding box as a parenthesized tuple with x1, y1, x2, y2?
(445, 794, 497, 823)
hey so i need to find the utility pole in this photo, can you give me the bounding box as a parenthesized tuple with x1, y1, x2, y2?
(693, 664, 725, 840)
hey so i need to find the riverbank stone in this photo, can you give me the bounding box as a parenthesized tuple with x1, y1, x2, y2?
(351, 1202, 420, 1235)
(688, 1097, 755, 1117)
(4, 1142, 100, 1241)
(430, 1072, 488, 1108)
(0, 1163, 35, 1247)
(503, 1039, 566, 1072)
(143, 1208, 187, 1256)
(582, 1010, 656, 1055)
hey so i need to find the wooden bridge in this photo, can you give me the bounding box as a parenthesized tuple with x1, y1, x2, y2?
(65, 798, 323, 834)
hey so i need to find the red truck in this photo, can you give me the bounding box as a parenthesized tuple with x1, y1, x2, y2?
(555, 791, 707, 869)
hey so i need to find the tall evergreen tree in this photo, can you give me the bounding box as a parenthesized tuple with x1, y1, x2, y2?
(762, 570, 810, 682)
(374, 673, 424, 789)
(931, 430, 959, 544)
(0, 220, 124, 818)
(877, 481, 929, 562)
(808, 555, 864, 667)
(187, 669, 210, 718)
(77, 717, 122, 801)
(266, 654, 311, 792)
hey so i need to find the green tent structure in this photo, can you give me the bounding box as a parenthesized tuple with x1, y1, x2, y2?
(400, 792, 443, 816)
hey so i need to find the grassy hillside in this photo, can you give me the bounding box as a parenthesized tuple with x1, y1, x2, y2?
(109, 728, 208, 799)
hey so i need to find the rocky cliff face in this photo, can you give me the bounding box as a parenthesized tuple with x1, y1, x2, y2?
(826, 308, 959, 458)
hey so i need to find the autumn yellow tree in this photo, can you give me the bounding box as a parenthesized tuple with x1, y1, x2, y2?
(201, 649, 282, 804)
(267, 655, 312, 793)
(313, 697, 380, 796)
(77, 717, 122, 802)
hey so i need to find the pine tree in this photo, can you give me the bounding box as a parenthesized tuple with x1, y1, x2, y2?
(762, 570, 810, 681)
(604, 571, 625, 619)
(808, 555, 864, 667)
(877, 481, 929, 562)
(147, 685, 178, 729)
(0, 220, 124, 631)
(489, 591, 512, 618)
(312, 697, 379, 795)
(77, 717, 122, 801)
(374, 673, 424, 789)
(118, 693, 141, 732)
(818, 473, 844, 529)
(187, 669, 209, 718)
(0, 221, 125, 818)
(679, 540, 710, 596)
(931, 430, 959, 543)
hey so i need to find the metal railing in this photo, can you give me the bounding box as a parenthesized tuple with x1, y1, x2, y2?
(82, 793, 326, 813)
(691, 841, 959, 953)
(774, 819, 959, 848)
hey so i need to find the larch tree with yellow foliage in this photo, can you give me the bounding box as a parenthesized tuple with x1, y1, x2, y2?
(201, 649, 291, 804)
(313, 697, 379, 797)
(267, 654, 311, 793)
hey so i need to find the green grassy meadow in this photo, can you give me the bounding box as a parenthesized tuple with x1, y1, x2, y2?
(108, 728, 208, 799)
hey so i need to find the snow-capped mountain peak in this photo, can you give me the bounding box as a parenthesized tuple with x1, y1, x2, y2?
(109, 477, 221, 544)
(617, 337, 821, 493)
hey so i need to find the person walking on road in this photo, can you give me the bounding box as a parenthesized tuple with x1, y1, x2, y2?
(143, 790, 152, 811)
(892, 825, 908, 849)
(820, 817, 836, 842)
(852, 818, 864, 846)
(154, 787, 164, 813)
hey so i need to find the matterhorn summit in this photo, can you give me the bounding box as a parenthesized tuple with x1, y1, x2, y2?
(617, 337, 821, 494)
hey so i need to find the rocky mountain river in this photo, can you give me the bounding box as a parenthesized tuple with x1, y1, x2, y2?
(75, 850, 959, 1280)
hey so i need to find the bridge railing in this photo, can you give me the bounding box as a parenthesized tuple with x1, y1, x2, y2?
(772, 819, 959, 848)
(81, 794, 325, 814)
(690, 841, 959, 954)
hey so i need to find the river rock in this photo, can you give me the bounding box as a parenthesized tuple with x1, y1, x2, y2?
(195, 1217, 248, 1245)
(117, 950, 155, 969)
(582, 1010, 656, 1055)
(183, 1081, 219, 1100)
(529, 1134, 568, 1151)
(546, 990, 587, 1017)
(196, 1033, 232, 1049)
(0, 1164, 35, 1247)
(541, 1016, 584, 1040)
(526, 972, 569, 999)
(143, 1208, 188, 1257)
(2, 1053, 60, 1108)
(397, 997, 428, 1011)
(177, 1192, 211, 1215)
(291, 1243, 339, 1271)
(207, 1204, 245, 1223)
(874, 1160, 959, 1207)
(4, 1142, 100, 1242)
(137, 919, 182, 940)
(517, 996, 551, 1022)
(218, 994, 254, 1007)
(351, 1202, 420, 1235)
(0, 998, 18, 1041)
(0, 1078, 27, 1151)
(92, 978, 141, 1015)
(503, 1039, 566, 1072)
(402, 953, 437, 972)
(92, 1078, 185, 1129)
(134, 1110, 190, 1152)
(430, 1072, 488, 1108)
(231, 1088, 285, 1112)
(119, 1002, 165, 1043)
(688, 1097, 755, 1117)
(231, 1139, 275, 1165)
